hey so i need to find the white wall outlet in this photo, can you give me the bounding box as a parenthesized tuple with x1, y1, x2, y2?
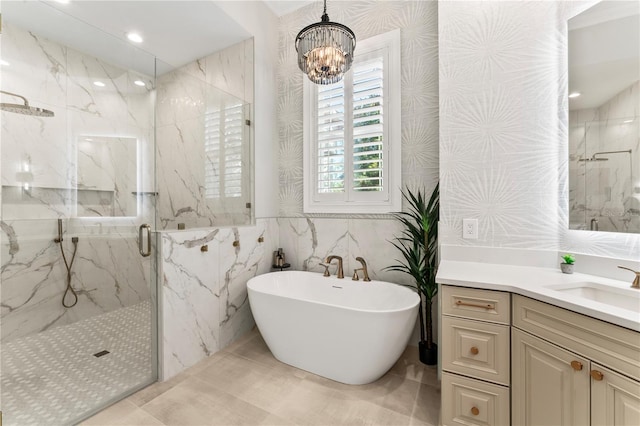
(463, 218, 479, 239)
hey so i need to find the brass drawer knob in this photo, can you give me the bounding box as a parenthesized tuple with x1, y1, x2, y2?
(570, 361, 583, 371)
(590, 370, 604, 381)
(200, 245, 208, 252)
(471, 406, 480, 416)
(470, 347, 479, 355)
(233, 240, 240, 247)
(258, 236, 264, 243)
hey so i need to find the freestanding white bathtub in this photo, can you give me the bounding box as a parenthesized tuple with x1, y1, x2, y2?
(247, 271, 420, 385)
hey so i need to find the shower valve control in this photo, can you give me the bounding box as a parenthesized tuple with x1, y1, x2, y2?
(463, 219, 478, 240)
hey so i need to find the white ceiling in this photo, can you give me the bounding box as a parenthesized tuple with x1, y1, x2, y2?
(2, 0, 253, 76)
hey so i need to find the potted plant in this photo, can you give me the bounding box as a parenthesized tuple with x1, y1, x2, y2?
(560, 254, 575, 274)
(386, 183, 439, 365)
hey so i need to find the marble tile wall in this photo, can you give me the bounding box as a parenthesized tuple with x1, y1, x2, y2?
(156, 39, 255, 230)
(277, 217, 412, 287)
(1, 23, 155, 342)
(569, 81, 639, 233)
(158, 218, 278, 380)
(438, 1, 640, 261)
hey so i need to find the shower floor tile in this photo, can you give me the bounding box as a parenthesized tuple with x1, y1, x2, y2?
(1, 300, 153, 426)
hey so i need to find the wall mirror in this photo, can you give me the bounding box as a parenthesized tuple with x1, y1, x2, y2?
(568, 1, 640, 233)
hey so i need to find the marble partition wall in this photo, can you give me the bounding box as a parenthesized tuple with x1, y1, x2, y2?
(1, 23, 155, 342)
(569, 81, 640, 233)
(156, 39, 254, 230)
(158, 218, 278, 380)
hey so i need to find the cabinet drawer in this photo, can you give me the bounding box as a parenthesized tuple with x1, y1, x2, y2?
(442, 372, 510, 426)
(442, 285, 510, 324)
(442, 316, 510, 386)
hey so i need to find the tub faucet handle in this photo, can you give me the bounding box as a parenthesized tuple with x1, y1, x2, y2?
(618, 266, 640, 289)
(319, 263, 330, 277)
(352, 269, 360, 281)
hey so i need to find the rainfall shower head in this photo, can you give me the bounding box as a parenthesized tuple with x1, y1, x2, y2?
(578, 157, 609, 162)
(0, 90, 54, 117)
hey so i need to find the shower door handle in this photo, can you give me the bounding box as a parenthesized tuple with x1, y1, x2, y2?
(139, 224, 152, 257)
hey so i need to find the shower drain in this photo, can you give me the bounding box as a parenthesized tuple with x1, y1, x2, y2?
(93, 350, 110, 358)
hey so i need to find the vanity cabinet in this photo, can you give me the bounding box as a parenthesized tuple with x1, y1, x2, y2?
(512, 295, 640, 426)
(441, 285, 640, 426)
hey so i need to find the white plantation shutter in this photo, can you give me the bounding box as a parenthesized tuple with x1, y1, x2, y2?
(205, 102, 246, 200)
(317, 81, 345, 193)
(352, 58, 384, 193)
(304, 29, 400, 214)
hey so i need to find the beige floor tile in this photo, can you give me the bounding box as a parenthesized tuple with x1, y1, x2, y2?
(305, 370, 422, 418)
(140, 376, 274, 426)
(269, 378, 415, 426)
(198, 352, 305, 412)
(81, 400, 164, 426)
(223, 329, 286, 370)
(387, 345, 439, 386)
(410, 382, 441, 425)
(126, 370, 191, 407)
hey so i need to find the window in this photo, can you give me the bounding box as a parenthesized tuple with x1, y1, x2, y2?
(204, 100, 249, 206)
(303, 29, 401, 214)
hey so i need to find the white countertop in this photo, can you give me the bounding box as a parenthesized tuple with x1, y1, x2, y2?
(437, 260, 640, 332)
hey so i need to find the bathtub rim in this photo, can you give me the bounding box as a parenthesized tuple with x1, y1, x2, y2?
(247, 271, 420, 315)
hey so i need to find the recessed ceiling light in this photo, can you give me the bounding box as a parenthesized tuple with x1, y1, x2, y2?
(53, 0, 71, 4)
(127, 32, 143, 43)
(134, 80, 146, 87)
(85, 138, 93, 142)
(568, 92, 581, 98)
(93, 81, 106, 87)
(0, 59, 10, 66)
(623, 119, 634, 124)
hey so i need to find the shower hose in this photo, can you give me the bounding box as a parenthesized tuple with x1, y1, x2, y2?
(56, 219, 79, 308)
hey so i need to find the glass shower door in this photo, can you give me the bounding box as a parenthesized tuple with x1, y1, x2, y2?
(0, 3, 157, 424)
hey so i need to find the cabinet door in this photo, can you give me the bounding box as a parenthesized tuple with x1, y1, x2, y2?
(591, 363, 640, 426)
(512, 328, 590, 425)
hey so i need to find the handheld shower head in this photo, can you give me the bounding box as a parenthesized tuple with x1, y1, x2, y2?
(0, 90, 54, 117)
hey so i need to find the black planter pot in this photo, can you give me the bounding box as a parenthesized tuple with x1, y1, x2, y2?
(419, 341, 438, 365)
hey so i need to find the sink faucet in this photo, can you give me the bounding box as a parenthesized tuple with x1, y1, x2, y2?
(325, 255, 344, 279)
(354, 257, 371, 282)
(590, 218, 599, 231)
(618, 266, 640, 289)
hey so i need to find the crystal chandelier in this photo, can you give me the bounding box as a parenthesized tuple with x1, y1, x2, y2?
(295, 0, 356, 85)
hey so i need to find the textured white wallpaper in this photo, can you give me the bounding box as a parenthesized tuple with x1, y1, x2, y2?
(439, 0, 639, 261)
(278, 0, 439, 217)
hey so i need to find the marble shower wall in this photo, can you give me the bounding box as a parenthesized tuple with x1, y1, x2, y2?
(1, 23, 155, 342)
(158, 218, 278, 380)
(438, 1, 640, 261)
(156, 39, 254, 230)
(569, 81, 639, 233)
